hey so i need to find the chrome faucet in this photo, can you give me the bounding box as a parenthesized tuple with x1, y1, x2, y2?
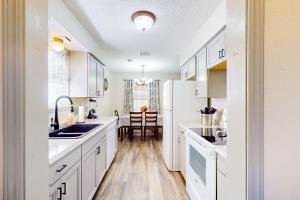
(51, 96, 74, 130)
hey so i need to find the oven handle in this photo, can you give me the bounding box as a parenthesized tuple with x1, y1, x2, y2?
(187, 133, 214, 155)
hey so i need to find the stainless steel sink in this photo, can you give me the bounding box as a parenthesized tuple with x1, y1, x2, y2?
(49, 124, 102, 139)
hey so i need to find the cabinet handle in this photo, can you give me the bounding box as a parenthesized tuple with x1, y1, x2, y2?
(178, 137, 181, 143)
(97, 146, 101, 155)
(222, 49, 225, 58)
(62, 182, 66, 195)
(57, 187, 62, 200)
(219, 50, 222, 59)
(56, 165, 67, 173)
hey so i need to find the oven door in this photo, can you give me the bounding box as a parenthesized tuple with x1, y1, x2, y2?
(186, 133, 216, 200)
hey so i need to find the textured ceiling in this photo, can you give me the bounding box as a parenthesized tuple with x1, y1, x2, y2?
(63, 0, 222, 72)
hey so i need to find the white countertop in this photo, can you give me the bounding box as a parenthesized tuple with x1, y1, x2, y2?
(179, 121, 227, 159)
(49, 116, 118, 166)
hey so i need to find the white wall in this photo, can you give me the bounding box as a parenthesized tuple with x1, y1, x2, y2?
(110, 72, 180, 114)
(179, 0, 226, 66)
(25, 0, 49, 199)
(264, 0, 300, 199)
(49, 0, 109, 65)
(48, 0, 115, 119)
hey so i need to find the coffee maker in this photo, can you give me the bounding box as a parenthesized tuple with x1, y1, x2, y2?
(87, 99, 98, 119)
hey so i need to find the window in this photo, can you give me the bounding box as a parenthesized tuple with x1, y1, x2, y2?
(48, 50, 69, 109)
(133, 84, 150, 111)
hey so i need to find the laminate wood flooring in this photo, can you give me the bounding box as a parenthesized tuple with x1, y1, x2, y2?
(93, 136, 190, 200)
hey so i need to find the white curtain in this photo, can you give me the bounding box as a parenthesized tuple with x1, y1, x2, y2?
(123, 80, 134, 114)
(149, 80, 160, 113)
(48, 50, 69, 109)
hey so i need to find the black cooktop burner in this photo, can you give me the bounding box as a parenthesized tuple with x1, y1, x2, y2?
(202, 136, 216, 143)
(189, 128, 227, 145)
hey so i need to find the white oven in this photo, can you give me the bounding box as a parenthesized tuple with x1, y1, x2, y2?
(186, 131, 216, 200)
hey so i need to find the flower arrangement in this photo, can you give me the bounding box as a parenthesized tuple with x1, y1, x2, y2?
(140, 105, 148, 112)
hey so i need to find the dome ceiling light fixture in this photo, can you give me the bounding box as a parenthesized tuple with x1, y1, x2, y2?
(134, 65, 153, 87)
(50, 37, 65, 52)
(131, 11, 156, 31)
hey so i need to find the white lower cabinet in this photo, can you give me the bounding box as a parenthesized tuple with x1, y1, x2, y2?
(49, 161, 81, 200)
(82, 146, 97, 200)
(179, 129, 186, 179)
(217, 155, 227, 200)
(106, 122, 118, 169)
(96, 139, 106, 186)
(82, 136, 106, 200)
(49, 119, 118, 200)
(217, 170, 226, 200)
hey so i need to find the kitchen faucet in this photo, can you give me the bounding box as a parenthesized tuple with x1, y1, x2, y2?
(51, 96, 74, 130)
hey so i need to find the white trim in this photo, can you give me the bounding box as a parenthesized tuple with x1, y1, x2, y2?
(2, 0, 25, 199)
(0, 0, 4, 198)
(247, 0, 264, 199)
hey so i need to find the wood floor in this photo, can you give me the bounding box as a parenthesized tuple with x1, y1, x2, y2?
(93, 136, 190, 200)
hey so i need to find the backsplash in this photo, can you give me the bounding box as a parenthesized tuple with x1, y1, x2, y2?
(48, 97, 103, 127)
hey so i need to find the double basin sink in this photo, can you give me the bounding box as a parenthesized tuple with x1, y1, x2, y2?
(49, 124, 102, 139)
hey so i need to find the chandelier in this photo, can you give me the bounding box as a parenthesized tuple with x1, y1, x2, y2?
(134, 65, 153, 86)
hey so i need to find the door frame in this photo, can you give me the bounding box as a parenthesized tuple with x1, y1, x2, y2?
(2, 0, 49, 199)
(247, 0, 265, 199)
(2, 0, 26, 198)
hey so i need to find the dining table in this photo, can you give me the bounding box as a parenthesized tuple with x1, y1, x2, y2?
(118, 114, 164, 126)
(118, 113, 164, 141)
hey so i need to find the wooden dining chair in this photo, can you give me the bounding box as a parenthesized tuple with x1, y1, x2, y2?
(143, 112, 159, 140)
(129, 112, 143, 141)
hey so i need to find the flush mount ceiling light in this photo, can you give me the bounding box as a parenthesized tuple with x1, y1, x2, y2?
(51, 37, 64, 52)
(134, 65, 153, 87)
(131, 11, 156, 31)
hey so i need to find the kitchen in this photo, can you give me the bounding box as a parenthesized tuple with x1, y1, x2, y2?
(2, 0, 300, 200)
(47, 0, 228, 199)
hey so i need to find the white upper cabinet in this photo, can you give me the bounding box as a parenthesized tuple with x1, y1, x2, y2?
(181, 57, 196, 80)
(70, 52, 104, 97)
(196, 47, 208, 98)
(207, 29, 226, 69)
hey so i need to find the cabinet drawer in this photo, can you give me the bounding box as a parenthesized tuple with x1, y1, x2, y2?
(217, 154, 227, 175)
(49, 146, 81, 186)
(82, 128, 106, 156)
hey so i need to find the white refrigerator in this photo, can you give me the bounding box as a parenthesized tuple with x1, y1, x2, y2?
(162, 80, 207, 171)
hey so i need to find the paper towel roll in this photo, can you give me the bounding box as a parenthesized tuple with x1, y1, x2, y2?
(78, 105, 85, 123)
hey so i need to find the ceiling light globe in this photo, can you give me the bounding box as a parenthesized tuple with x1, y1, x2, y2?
(51, 37, 64, 52)
(133, 16, 154, 31)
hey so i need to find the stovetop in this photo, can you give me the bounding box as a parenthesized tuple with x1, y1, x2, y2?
(189, 127, 227, 145)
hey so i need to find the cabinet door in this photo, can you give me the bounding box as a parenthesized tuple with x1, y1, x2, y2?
(82, 147, 96, 200)
(181, 136, 186, 179)
(96, 63, 104, 97)
(217, 170, 227, 200)
(88, 55, 97, 97)
(196, 47, 208, 98)
(188, 57, 196, 77)
(114, 125, 118, 154)
(179, 130, 186, 179)
(181, 65, 189, 80)
(96, 139, 106, 185)
(49, 181, 62, 200)
(106, 128, 115, 169)
(61, 162, 81, 200)
(207, 31, 225, 69)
